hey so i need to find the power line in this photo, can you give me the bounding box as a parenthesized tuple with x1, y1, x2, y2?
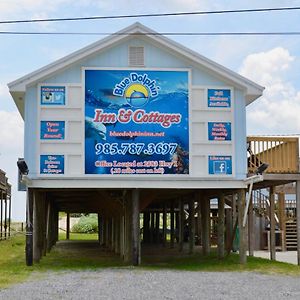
(0, 6, 300, 24)
(1, 31, 300, 36)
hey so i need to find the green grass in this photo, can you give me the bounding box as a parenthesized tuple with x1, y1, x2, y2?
(142, 252, 300, 276)
(59, 232, 98, 241)
(0, 234, 300, 289)
(0, 234, 33, 288)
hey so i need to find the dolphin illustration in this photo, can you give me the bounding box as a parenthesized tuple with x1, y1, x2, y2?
(85, 117, 107, 141)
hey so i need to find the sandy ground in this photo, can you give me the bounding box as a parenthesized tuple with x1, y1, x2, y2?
(1, 269, 300, 300)
(254, 250, 298, 265)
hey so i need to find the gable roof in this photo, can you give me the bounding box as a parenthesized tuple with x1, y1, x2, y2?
(8, 22, 264, 117)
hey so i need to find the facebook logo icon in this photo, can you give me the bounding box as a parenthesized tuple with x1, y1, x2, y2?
(214, 161, 227, 174)
(209, 156, 232, 175)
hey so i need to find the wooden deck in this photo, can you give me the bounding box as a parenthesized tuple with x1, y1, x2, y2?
(247, 136, 300, 255)
(247, 136, 300, 189)
(247, 136, 299, 174)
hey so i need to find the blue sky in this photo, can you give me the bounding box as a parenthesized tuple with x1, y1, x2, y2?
(1, 0, 300, 220)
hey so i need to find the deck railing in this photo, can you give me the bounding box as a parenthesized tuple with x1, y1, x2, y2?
(247, 136, 299, 174)
(0, 170, 6, 187)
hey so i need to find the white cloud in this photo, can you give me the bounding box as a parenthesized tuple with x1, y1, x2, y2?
(239, 47, 300, 135)
(155, 0, 213, 10)
(0, 110, 25, 221)
(0, 0, 104, 30)
(0, 0, 215, 20)
(0, 0, 62, 30)
(0, 150, 26, 221)
(0, 0, 70, 16)
(240, 47, 294, 86)
(205, 36, 261, 68)
(0, 111, 24, 153)
(84, 0, 214, 12)
(0, 84, 8, 97)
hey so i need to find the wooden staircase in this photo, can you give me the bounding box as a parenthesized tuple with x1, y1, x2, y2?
(286, 220, 298, 250)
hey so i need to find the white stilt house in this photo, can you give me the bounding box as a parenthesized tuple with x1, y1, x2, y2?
(9, 23, 265, 265)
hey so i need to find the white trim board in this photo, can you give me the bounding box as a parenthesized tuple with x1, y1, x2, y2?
(26, 178, 247, 189)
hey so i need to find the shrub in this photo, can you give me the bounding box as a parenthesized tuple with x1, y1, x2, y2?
(70, 213, 83, 218)
(71, 214, 98, 233)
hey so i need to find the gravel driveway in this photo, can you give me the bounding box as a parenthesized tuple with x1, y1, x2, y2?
(0, 269, 299, 300)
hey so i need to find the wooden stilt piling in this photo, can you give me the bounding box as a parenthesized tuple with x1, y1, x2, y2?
(270, 186, 276, 260)
(201, 196, 211, 255)
(238, 189, 247, 264)
(162, 203, 167, 247)
(132, 189, 140, 265)
(278, 192, 286, 251)
(189, 197, 195, 254)
(248, 193, 254, 257)
(155, 212, 160, 244)
(170, 201, 175, 248)
(66, 212, 70, 240)
(179, 199, 184, 252)
(217, 193, 225, 259)
(26, 188, 34, 266)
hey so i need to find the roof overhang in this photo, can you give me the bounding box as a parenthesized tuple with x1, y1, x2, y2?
(8, 22, 264, 119)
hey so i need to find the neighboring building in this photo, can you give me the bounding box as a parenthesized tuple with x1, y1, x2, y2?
(0, 169, 12, 240)
(8, 23, 264, 265)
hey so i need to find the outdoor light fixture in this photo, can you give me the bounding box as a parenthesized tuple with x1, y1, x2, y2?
(256, 163, 269, 175)
(17, 159, 29, 175)
(247, 142, 269, 175)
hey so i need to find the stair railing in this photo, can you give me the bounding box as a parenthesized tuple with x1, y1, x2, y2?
(252, 189, 280, 225)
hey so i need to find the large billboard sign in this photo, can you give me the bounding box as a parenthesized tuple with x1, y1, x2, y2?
(85, 70, 189, 175)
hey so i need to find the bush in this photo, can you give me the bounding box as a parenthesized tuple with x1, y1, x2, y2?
(70, 213, 83, 218)
(71, 214, 98, 233)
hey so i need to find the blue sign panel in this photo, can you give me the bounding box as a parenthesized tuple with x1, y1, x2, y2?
(208, 122, 231, 141)
(41, 86, 65, 105)
(85, 70, 189, 175)
(40, 155, 64, 174)
(208, 89, 231, 108)
(40, 121, 65, 140)
(209, 156, 232, 175)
